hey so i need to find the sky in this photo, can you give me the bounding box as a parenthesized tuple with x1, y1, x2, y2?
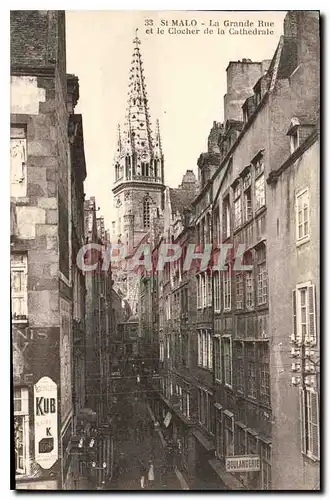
(66, 10, 287, 228)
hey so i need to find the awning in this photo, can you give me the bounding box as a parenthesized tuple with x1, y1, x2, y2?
(193, 430, 215, 452)
(208, 459, 246, 490)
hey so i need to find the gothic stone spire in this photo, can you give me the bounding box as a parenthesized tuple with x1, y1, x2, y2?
(114, 31, 163, 183)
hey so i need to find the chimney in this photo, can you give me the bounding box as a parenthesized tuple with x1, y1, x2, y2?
(224, 60, 265, 122)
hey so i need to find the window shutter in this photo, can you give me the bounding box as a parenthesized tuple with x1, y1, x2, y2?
(310, 391, 320, 460)
(308, 285, 316, 345)
(299, 388, 306, 454)
(292, 290, 297, 341)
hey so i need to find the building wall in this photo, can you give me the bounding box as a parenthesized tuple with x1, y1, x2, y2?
(268, 137, 320, 490)
(11, 10, 72, 489)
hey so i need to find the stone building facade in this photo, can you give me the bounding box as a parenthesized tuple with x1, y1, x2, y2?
(82, 199, 114, 488)
(267, 127, 320, 489)
(138, 10, 320, 491)
(10, 10, 87, 490)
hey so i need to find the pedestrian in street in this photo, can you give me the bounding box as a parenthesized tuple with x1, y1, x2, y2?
(147, 460, 155, 489)
(139, 460, 147, 489)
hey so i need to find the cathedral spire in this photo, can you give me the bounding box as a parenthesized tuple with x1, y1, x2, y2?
(113, 31, 164, 185)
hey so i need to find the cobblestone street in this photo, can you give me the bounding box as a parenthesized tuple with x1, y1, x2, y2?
(106, 366, 182, 491)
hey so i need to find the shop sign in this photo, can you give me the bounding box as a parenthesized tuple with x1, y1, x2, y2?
(226, 455, 260, 473)
(34, 377, 58, 469)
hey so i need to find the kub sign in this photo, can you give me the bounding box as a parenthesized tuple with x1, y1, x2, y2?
(34, 377, 58, 469)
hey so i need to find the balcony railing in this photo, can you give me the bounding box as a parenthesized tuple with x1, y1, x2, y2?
(114, 175, 162, 184)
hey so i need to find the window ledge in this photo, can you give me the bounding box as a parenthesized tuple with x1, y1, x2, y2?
(296, 236, 310, 248)
(303, 452, 320, 463)
(255, 205, 267, 217)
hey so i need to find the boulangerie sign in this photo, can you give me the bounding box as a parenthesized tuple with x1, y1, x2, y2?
(34, 377, 58, 469)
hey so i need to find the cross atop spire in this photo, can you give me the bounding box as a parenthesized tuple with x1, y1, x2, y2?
(133, 28, 140, 46)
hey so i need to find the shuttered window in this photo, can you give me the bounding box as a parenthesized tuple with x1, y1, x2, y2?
(300, 388, 320, 460)
(294, 283, 317, 345)
(11, 254, 28, 321)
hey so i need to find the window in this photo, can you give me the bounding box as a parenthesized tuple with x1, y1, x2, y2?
(214, 337, 222, 382)
(186, 392, 190, 418)
(260, 442, 272, 490)
(14, 387, 29, 476)
(236, 425, 246, 455)
(300, 388, 319, 460)
(143, 198, 151, 229)
(207, 272, 212, 307)
(257, 245, 268, 305)
(214, 271, 221, 312)
(296, 189, 309, 242)
(224, 414, 234, 456)
(202, 273, 206, 308)
(256, 214, 266, 240)
(11, 254, 28, 321)
(222, 196, 231, 240)
(214, 207, 221, 244)
(233, 182, 242, 229)
(255, 174, 265, 211)
(207, 332, 213, 370)
(242, 170, 252, 222)
(11, 126, 27, 197)
(166, 335, 170, 359)
(182, 333, 189, 366)
(196, 275, 201, 309)
(255, 82, 262, 106)
(243, 187, 252, 223)
(260, 363, 270, 405)
(198, 389, 214, 433)
(247, 361, 257, 399)
(223, 269, 231, 311)
(198, 330, 202, 366)
(236, 273, 243, 310)
(216, 407, 224, 457)
(254, 155, 264, 177)
(293, 283, 316, 345)
(290, 129, 299, 154)
(236, 342, 244, 394)
(198, 389, 206, 426)
(223, 337, 232, 387)
(245, 271, 254, 309)
(198, 329, 212, 370)
(202, 330, 208, 368)
(234, 197, 242, 229)
(160, 341, 164, 362)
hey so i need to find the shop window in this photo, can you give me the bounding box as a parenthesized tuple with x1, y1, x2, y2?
(11, 125, 27, 197)
(14, 387, 29, 476)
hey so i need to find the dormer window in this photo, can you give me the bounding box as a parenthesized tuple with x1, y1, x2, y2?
(243, 103, 249, 124)
(287, 117, 301, 154)
(291, 129, 299, 154)
(254, 81, 262, 107)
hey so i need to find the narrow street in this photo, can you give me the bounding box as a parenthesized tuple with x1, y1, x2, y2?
(106, 361, 181, 491)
